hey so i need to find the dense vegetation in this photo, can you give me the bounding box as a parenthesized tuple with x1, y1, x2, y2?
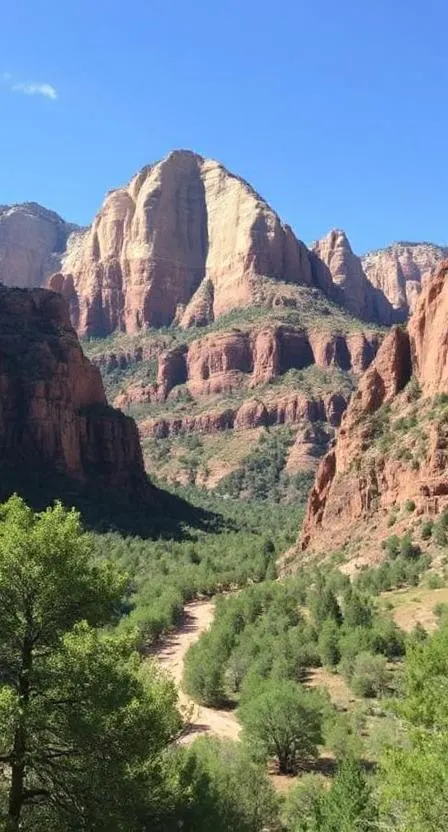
(215, 427, 315, 502)
(94, 484, 303, 645)
(2, 479, 448, 830)
(183, 568, 406, 712)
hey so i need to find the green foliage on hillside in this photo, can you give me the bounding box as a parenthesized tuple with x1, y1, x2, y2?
(215, 427, 314, 502)
(379, 619, 448, 831)
(183, 567, 405, 708)
(94, 484, 302, 646)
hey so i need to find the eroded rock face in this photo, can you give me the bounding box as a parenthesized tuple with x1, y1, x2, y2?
(362, 242, 447, 319)
(312, 230, 377, 321)
(301, 263, 448, 556)
(184, 326, 379, 398)
(52, 150, 319, 336)
(104, 323, 378, 410)
(0, 203, 78, 289)
(0, 286, 150, 498)
(312, 229, 403, 325)
(187, 331, 253, 397)
(140, 389, 349, 439)
(409, 262, 448, 396)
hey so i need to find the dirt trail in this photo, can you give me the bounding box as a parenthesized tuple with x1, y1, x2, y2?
(152, 598, 241, 743)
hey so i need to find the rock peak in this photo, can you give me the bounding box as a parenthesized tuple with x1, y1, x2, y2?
(51, 152, 316, 335)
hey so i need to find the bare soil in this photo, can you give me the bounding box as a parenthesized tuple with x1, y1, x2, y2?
(383, 585, 448, 632)
(152, 598, 241, 743)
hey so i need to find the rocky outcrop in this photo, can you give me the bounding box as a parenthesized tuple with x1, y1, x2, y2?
(312, 229, 402, 325)
(106, 325, 379, 409)
(0, 285, 151, 500)
(0, 203, 79, 289)
(51, 150, 327, 336)
(408, 263, 448, 396)
(362, 242, 447, 320)
(285, 424, 333, 475)
(140, 389, 349, 439)
(187, 331, 253, 397)
(312, 230, 377, 321)
(301, 262, 448, 556)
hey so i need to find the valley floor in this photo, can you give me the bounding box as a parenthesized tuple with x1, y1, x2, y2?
(152, 598, 240, 743)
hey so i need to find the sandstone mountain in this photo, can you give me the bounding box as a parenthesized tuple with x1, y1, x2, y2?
(0, 202, 79, 289)
(50, 149, 338, 336)
(2, 157, 445, 336)
(313, 231, 447, 325)
(47, 150, 445, 334)
(4, 152, 445, 503)
(83, 285, 381, 492)
(362, 241, 448, 320)
(300, 261, 448, 568)
(0, 284, 156, 525)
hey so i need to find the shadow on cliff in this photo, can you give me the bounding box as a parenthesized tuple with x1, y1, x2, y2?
(0, 463, 225, 540)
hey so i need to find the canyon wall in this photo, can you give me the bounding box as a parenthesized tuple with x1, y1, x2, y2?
(300, 262, 448, 561)
(0, 285, 152, 501)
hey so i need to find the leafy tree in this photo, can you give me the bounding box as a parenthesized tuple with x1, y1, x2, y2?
(238, 679, 323, 774)
(318, 755, 378, 832)
(318, 620, 341, 668)
(370, 616, 405, 658)
(343, 589, 373, 629)
(379, 622, 448, 830)
(324, 712, 363, 761)
(0, 496, 181, 831)
(309, 586, 343, 628)
(177, 737, 280, 831)
(183, 631, 227, 706)
(281, 773, 326, 832)
(282, 757, 377, 832)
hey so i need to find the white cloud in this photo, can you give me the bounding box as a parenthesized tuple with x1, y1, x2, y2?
(12, 81, 57, 100)
(1, 73, 57, 100)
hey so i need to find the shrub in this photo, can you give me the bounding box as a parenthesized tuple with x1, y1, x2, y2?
(349, 652, 389, 698)
(405, 499, 416, 513)
(427, 573, 445, 590)
(400, 533, 421, 560)
(324, 712, 364, 761)
(180, 737, 280, 832)
(385, 534, 401, 559)
(421, 519, 434, 540)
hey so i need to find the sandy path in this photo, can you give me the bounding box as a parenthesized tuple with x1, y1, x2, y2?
(152, 598, 241, 743)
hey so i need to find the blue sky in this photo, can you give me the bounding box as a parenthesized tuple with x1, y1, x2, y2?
(1, 0, 447, 253)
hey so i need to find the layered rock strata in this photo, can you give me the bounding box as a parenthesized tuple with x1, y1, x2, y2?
(301, 262, 448, 557)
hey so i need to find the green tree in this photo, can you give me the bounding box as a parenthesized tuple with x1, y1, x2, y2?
(309, 586, 342, 628)
(178, 737, 280, 831)
(318, 755, 378, 832)
(343, 589, 373, 629)
(282, 757, 377, 832)
(238, 679, 323, 774)
(318, 620, 341, 668)
(349, 652, 389, 698)
(0, 496, 181, 831)
(380, 622, 448, 831)
(281, 773, 326, 832)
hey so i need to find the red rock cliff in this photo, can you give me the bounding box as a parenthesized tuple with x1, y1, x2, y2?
(50, 150, 327, 336)
(301, 262, 448, 558)
(0, 285, 151, 500)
